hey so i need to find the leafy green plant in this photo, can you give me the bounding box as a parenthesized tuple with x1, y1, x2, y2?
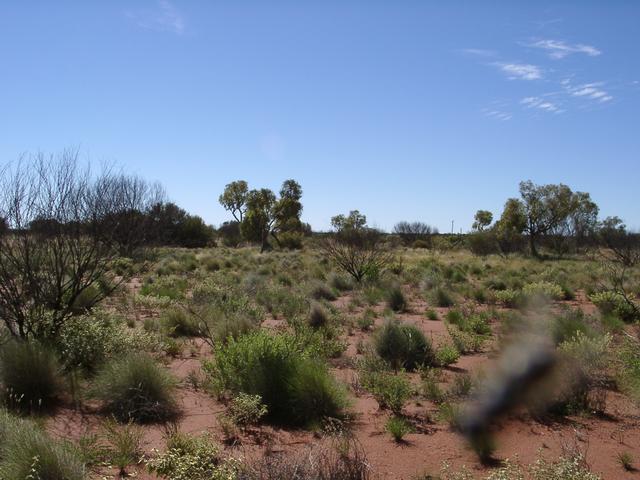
(92, 354, 178, 423)
(147, 432, 240, 480)
(522, 281, 564, 301)
(359, 369, 412, 414)
(226, 393, 268, 427)
(435, 344, 460, 367)
(590, 291, 638, 323)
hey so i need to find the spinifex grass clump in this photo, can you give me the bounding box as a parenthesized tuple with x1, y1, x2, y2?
(203, 331, 347, 427)
(92, 354, 178, 423)
(0, 341, 62, 412)
(0, 410, 85, 480)
(374, 319, 434, 371)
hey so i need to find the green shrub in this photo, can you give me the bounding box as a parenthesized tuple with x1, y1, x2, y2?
(494, 289, 523, 308)
(421, 374, 445, 404)
(103, 420, 143, 476)
(590, 291, 638, 323)
(357, 309, 375, 331)
(374, 320, 434, 371)
(522, 281, 564, 301)
(70, 284, 101, 313)
(432, 287, 455, 307)
(359, 369, 412, 414)
(552, 309, 593, 345)
(226, 393, 267, 427)
(57, 313, 163, 373)
(446, 324, 485, 354)
(147, 432, 240, 480)
(385, 416, 413, 442)
(386, 286, 407, 312)
(140, 275, 188, 300)
(308, 302, 329, 329)
(92, 354, 178, 423)
(161, 308, 200, 337)
(203, 331, 347, 427)
(279, 232, 304, 250)
(310, 281, 337, 301)
(425, 308, 438, 320)
(329, 273, 353, 292)
(435, 344, 460, 367)
(615, 338, 640, 404)
(0, 411, 85, 480)
(0, 341, 61, 412)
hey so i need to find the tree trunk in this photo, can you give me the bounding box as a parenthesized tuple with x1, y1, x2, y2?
(529, 233, 539, 257)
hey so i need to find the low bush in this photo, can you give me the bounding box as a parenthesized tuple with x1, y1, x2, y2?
(161, 308, 201, 337)
(310, 281, 337, 301)
(522, 281, 564, 301)
(0, 410, 85, 480)
(245, 438, 369, 480)
(57, 313, 163, 373)
(203, 331, 347, 427)
(0, 341, 62, 412)
(147, 432, 240, 480)
(385, 416, 413, 442)
(92, 354, 178, 423)
(329, 273, 353, 292)
(590, 291, 638, 323)
(140, 275, 188, 300)
(494, 289, 524, 308)
(374, 319, 434, 371)
(308, 302, 330, 329)
(386, 285, 407, 312)
(359, 369, 412, 414)
(226, 393, 268, 427)
(435, 344, 460, 367)
(432, 287, 455, 307)
(552, 308, 594, 345)
(103, 420, 144, 477)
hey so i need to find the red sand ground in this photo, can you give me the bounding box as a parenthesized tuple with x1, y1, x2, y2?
(48, 287, 640, 479)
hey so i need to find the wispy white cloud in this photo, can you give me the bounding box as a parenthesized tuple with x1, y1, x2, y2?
(564, 80, 613, 102)
(530, 39, 601, 59)
(494, 62, 542, 80)
(125, 0, 185, 35)
(460, 48, 497, 57)
(482, 108, 512, 121)
(520, 96, 563, 113)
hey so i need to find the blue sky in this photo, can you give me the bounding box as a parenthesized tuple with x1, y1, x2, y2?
(1, 1, 638, 232)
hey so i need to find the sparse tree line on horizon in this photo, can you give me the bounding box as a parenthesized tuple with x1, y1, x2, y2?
(0, 150, 637, 335)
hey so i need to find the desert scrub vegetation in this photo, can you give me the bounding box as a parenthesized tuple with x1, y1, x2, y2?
(0, 340, 62, 412)
(203, 330, 348, 427)
(0, 409, 85, 479)
(373, 318, 434, 371)
(148, 432, 241, 480)
(92, 353, 178, 423)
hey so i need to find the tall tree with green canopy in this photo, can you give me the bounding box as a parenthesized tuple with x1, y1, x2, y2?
(519, 180, 575, 257)
(218, 180, 249, 223)
(238, 179, 304, 252)
(472, 210, 493, 231)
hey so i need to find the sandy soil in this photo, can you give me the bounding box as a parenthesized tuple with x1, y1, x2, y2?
(46, 285, 640, 479)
